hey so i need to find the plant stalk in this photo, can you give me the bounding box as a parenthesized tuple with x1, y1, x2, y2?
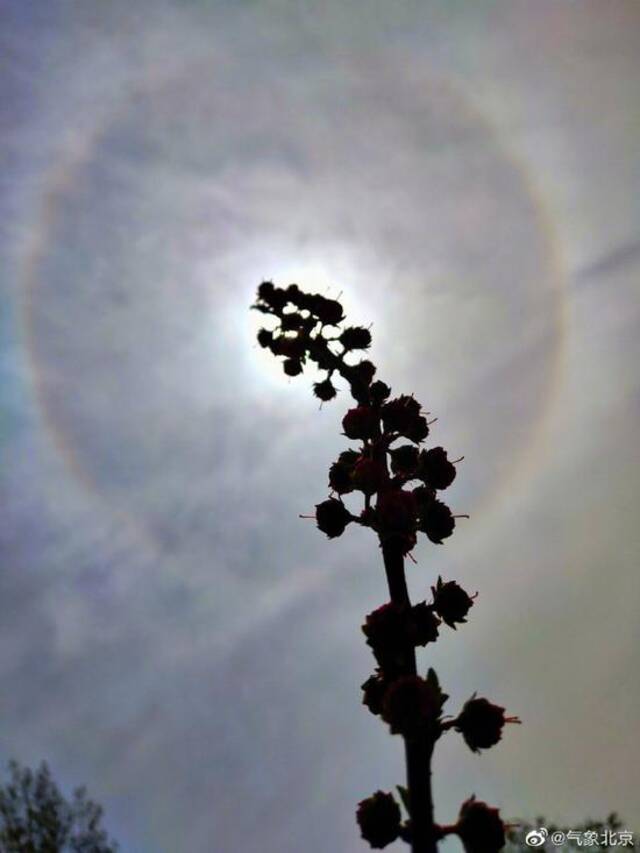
(381, 541, 438, 853)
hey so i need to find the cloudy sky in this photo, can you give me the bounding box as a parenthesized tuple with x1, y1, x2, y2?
(1, 1, 639, 850)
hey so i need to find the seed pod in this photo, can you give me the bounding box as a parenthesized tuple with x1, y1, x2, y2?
(376, 489, 418, 536)
(404, 414, 430, 443)
(412, 485, 436, 513)
(283, 358, 303, 377)
(356, 791, 402, 849)
(328, 458, 354, 494)
(456, 796, 506, 853)
(342, 406, 378, 440)
(410, 602, 440, 646)
(257, 281, 275, 301)
(340, 326, 372, 350)
(285, 283, 302, 303)
(361, 672, 389, 717)
(418, 499, 455, 544)
(419, 446, 457, 490)
(431, 576, 475, 628)
(369, 380, 391, 405)
(353, 359, 377, 386)
(308, 294, 345, 325)
(351, 457, 386, 495)
(381, 395, 421, 433)
(338, 449, 360, 467)
(314, 499, 351, 538)
(455, 696, 520, 753)
(362, 603, 412, 667)
(381, 675, 439, 738)
(314, 378, 337, 401)
(390, 444, 420, 476)
(256, 328, 273, 349)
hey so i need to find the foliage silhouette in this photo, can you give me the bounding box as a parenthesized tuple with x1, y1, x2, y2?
(0, 760, 118, 853)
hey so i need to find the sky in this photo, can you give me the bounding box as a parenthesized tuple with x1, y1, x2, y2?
(1, 1, 639, 850)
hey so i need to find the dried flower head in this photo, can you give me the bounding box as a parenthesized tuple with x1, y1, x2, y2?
(456, 796, 506, 853)
(410, 602, 441, 646)
(390, 444, 420, 477)
(431, 577, 476, 628)
(419, 446, 457, 490)
(369, 380, 391, 405)
(340, 326, 372, 351)
(351, 457, 386, 495)
(455, 696, 521, 753)
(382, 675, 440, 738)
(313, 378, 337, 402)
(342, 406, 379, 440)
(362, 603, 412, 666)
(419, 498, 455, 544)
(381, 395, 421, 434)
(376, 489, 418, 549)
(283, 358, 303, 377)
(361, 672, 390, 717)
(314, 499, 351, 538)
(356, 791, 402, 849)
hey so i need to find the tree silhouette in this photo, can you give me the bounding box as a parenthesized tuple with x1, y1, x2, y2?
(252, 282, 520, 852)
(0, 760, 118, 853)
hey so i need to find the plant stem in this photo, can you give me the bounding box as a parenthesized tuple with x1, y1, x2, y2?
(381, 541, 438, 853)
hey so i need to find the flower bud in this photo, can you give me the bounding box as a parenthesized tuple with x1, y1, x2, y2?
(314, 499, 351, 538)
(342, 406, 378, 440)
(390, 444, 420, 476)
(283, 358, 303, 376)
(257, 328, 273, 349)
(257, 281, 287, 311)
(257, 280, 275, 301)
(376, 489, 417, 533)
(382, 675, 439, 738)
(376, 489, 418, 554)
(353, 359, 377, 386)
(369, 380, 391, 405)
(338, 449, 360, 467)
(455, 696, 520, 753)
(418, 499, 455, 544)
(285, 283, 302, 302)
(356, 791, 402, 849)
(340, 326, 372, 350)
(309, 295, 344, 325)
(361, 672, 389, 716)
(328, 460, 354, 494)
(456, 796, 506, 853)
(410, 602, 440, 646)
(431, 576, 475, 628)
(412, 485, 436, 513)
(404, 415, 430, 443)
(419, 446, 457, 490)
(362, 604, 413, 672)
(313, 378, 337, 401)
(381, 395, 421, 433)
(351, 457, 386, 494)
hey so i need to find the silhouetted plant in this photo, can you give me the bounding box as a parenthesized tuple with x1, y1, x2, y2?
(253, 282, 520, 851)
(0, 760, 118, 852)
